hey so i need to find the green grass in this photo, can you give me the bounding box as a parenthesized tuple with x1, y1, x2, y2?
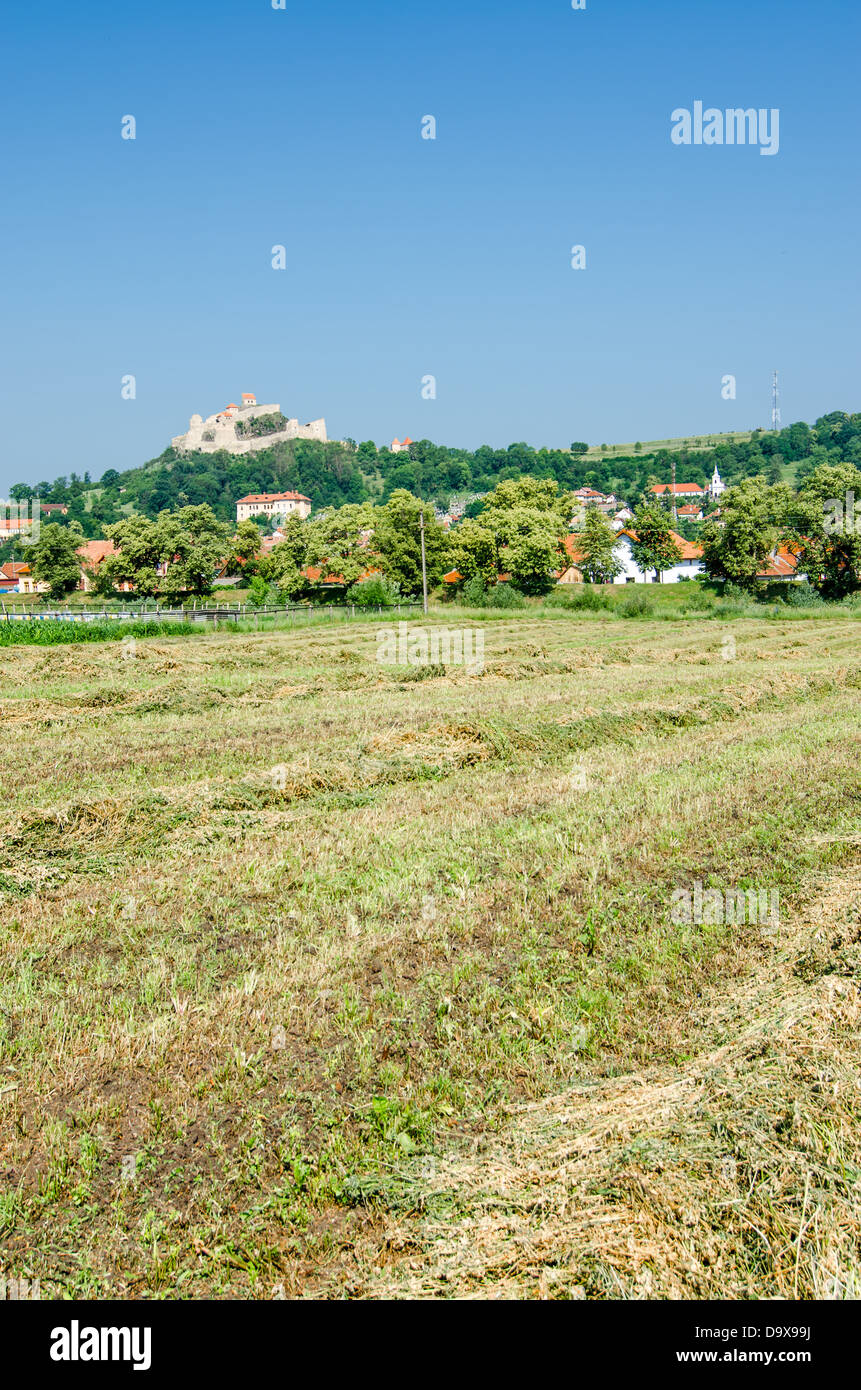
(581, 429, 761, 459)
(0, 610, 858, 1298)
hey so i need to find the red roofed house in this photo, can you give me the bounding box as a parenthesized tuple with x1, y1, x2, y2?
(612, 527, 705, 583)
(15, 565, 50, 595)
(572, 487, 619, 514)
(0, 515, 36, 542)
(650, 482, 705, 499)
(236, 491, 312, 523)
(75, 540, 134, 593)
(757, 545, 804, 581)
(0, 561, 45, 594)
(557, 534, 587, 584)
(391, 437, 413, 454)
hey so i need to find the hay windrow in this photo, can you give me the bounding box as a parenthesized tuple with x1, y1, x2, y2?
(0, 613, 859, 1299)
(317, 867, 861, 1301)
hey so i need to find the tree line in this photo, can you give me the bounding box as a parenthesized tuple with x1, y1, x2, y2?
(6, 411, 860, 541)
(19, 461, 861, 604)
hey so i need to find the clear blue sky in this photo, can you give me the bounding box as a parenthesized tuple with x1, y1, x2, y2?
(1, 0, 858, 491)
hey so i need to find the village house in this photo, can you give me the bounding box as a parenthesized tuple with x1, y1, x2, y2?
(650, 466, 726, 507)
(758, 545, 804, 581)
(650, 481, 706, 502)
(554, 530, 705, 584)
(612, 528, 705, 583)
(572, 487, 619, 515)
(0, 514, 36, 542)
(75, 541, 124, 593)
(236, 492, 312, 524)
(0, 561, 42, 593)
(16, 566, 50, 595)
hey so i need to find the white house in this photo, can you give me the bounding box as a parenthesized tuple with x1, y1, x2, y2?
(612, 528, 705, 584)
(558, 528, 706, 585)
(649, 482, 705, 502)
(236, 491, 312, 523)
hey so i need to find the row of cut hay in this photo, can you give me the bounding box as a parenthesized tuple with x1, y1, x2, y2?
(317, 867, 861, 1301)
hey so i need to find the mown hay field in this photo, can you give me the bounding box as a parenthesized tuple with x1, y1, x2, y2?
(1, 611, 859, 1299)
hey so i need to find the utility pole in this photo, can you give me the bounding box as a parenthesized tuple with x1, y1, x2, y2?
(415, 448, 429, 616)
(419, 504, 428, 615)
(771, 370, 781, 431)
(671, 454, 677, 522)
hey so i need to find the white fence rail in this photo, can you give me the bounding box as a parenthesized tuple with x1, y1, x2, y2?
(0, 602, 422, 625)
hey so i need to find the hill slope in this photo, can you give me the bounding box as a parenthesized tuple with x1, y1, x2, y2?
(5, 411, 859, 544)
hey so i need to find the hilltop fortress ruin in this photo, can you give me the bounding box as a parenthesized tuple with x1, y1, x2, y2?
(171, 391, 327, 455)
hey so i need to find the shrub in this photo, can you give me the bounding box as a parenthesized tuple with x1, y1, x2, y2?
(347, 574, 402, 608)
(545, 584, 612, 612)
(460, 575, 488, 608)
(247, 576, 279, 608)
(784, 582, 824, 608)
(485, 582, 526, 609)
(721, 582, 750, 603)
(679, 590, 715, 614)
(617, 593, 655, 619)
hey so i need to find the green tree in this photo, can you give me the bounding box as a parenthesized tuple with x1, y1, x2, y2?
(577, 508, 622, 584)
(494, 508, 562, 594)
(477, 475, 573, 594)
(630, 504, 682, 583)
(700, 479, 792, 590)
(481, 476, 572, 531)
(373, 490, 449, 595)
(447, 518, 498, 585)
(155, 505, 233, 599)
(27, 522, 84, 601)
(259, 545, 308, 600)
(791, 463, 861, 598)
(302, 504, 374, 590)
(98, 514, 163, 596)
(259, 514, 311, 599)
(229, 520, 263, 578)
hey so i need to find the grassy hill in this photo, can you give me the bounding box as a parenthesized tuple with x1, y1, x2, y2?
(582, 430, 760, 460)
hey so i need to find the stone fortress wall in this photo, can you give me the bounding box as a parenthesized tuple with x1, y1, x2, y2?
(172, 394, 327, 455)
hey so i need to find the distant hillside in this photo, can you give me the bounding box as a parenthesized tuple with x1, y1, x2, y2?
(5, 412, 859, 547)
(581, 430, 757, 460)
